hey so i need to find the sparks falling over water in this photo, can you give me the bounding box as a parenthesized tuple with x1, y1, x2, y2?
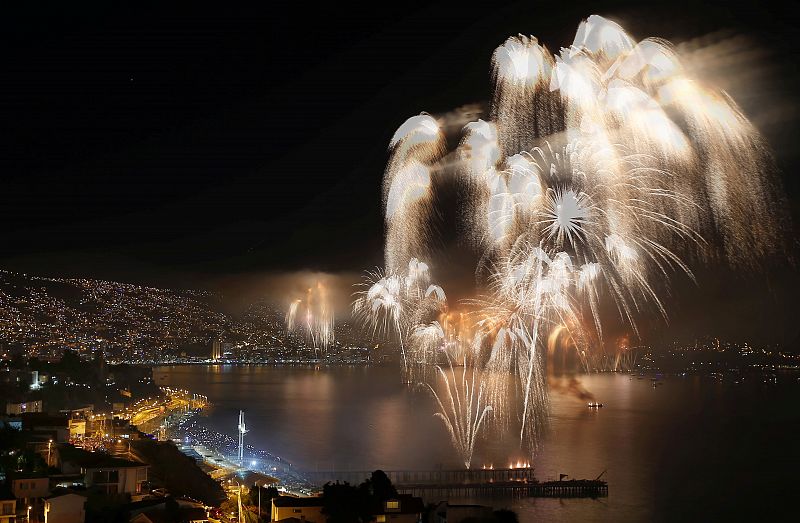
(354, 14, 787, 464)
(286, 282, 334, 351)
(428, 354, 493, 469)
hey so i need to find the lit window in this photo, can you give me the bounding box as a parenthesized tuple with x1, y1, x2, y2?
(377, 516, 386, 522)
(386, 500, 400, 510)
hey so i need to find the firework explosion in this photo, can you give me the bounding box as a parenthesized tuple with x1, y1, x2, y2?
(352, 259, 448, 378)
(286, 282, 334, 351)
(354, 15, 786, 466)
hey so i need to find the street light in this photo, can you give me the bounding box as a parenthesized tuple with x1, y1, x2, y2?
(256, 480, 261, 519)
(232, 480, 244, 523)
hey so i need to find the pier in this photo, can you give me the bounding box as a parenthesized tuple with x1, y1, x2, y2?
(397, 478, 608, 498)
(302, 468, 607, 498)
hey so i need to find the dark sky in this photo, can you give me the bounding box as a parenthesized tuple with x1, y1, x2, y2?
(1, 1, 799, 344)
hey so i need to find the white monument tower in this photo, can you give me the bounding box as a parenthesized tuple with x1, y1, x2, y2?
(237, 410, 248, 463)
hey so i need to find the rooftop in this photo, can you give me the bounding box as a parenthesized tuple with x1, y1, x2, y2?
(58, 444, 147, 469)
(8, 471, 50, 480)
(20, 413, 68, 428)
(46, 488, 90, 500)
(0, 484, 14, 501)
(272, 495, 324, 508)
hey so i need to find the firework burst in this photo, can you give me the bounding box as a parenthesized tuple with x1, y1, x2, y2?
(354, 14, 787, 464)
(285, 282, 334, 352)
(352, 259, 447, 377)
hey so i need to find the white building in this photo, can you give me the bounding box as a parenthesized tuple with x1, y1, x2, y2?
(5, 400, 43, 415)
(11, 475, 50, 500)
(0, 488, 16, 523)
(44, 491, 87, 523)
(83, 459, 148, 497)
(59, 445, 149, 499)
(271, 496, 326, 523)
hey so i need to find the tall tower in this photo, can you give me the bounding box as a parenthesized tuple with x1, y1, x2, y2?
(237, 410, 248, 463)
(212, 339, 222, 361)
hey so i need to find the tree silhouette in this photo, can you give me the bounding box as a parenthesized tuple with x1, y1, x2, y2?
(248, 484, 279, 507)
(322, 481, 370, 523)
(365, 470, 397, 501)
(320, 470, 405, 522)
(493, 508, 519, 523)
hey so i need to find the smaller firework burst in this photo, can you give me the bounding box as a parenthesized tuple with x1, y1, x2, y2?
(353, 258, 448, 378)
(285, 282, 334, 352)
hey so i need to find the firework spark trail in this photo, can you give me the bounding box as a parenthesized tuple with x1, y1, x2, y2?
(285, 283, 334, 352)
(286, 300, 300, 331)
(412, 320, 444, 365)
(428, 353, 493, 469)
(383, 114, 447, 273)
(491, 36, 563, 157)
(354, 14, 787, 462)
(353, 259, 447, 377)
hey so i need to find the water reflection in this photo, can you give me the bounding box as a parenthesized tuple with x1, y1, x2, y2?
(156, 365, 800, 521)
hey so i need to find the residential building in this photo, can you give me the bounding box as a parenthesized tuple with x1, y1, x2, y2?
(0, 485, 15, 523)
(5, 400, 42, 416)
(21, 413, 69, 443)
(127, 497, 209, 523)
(58, 445, 149, 498)
(68, 419, 86, 440)
(130, 510, 208, 523)
(83, 458, 148, 497)
(11, 475, 50, 501)
(9, 474, 49, 523)
(44, 490, 87, 523)
(271, 495, 326, 523)
(371, 495, 424, 523)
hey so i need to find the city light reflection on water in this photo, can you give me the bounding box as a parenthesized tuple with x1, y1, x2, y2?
(156, 364, 800, 521)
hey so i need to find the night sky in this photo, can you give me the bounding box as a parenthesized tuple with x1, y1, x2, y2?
(2, 1, 799, 344)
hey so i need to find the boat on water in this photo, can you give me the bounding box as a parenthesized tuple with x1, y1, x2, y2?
(587, 402, 604, 408)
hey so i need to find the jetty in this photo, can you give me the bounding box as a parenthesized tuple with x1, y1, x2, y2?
(303, 468, 608, 498)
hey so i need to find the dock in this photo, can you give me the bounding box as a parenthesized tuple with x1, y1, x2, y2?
(398, 479, 607, 498)
(303, 468, 608, 498)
